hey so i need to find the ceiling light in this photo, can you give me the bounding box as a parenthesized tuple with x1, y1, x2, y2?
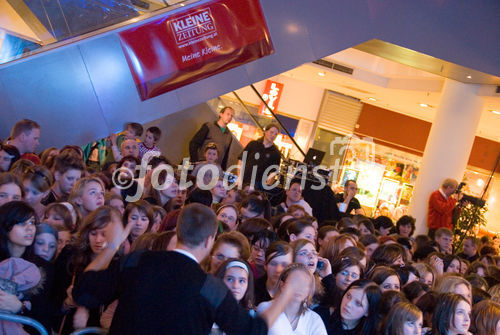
(368, 97, 377, 101)
(491, 110, 500, 115)
(466, 75, 472, 79)
(420, 103, 429, 108)
(476, 179, 484, 187)
(318, 72, 325, 77)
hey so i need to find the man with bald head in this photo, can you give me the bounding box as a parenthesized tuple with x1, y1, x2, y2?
(120, 139, 139, 158)
(111, 138, 139, 162)
(427, 178, 462, 238)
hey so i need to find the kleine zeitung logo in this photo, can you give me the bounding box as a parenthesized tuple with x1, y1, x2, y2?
(170, 8, 217, 46)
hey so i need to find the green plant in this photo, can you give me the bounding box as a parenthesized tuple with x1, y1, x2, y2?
(454, 203, 487, 252)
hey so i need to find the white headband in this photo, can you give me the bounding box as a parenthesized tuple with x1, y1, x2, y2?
(60, 202, 77, 226)
(226, 260, 249, 274)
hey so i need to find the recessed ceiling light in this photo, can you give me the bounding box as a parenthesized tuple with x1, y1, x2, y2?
(467, 75, 472, 79)
(318, 72, 325, 77)
(368, 97, 377, 101)
(491, 110, 500, 115)
(420, 103, 429, 108)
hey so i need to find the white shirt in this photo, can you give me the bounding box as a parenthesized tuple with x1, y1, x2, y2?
(439, 188, 448, 199)
(173, 248, 198, 263)
(257, 301, 327, 335)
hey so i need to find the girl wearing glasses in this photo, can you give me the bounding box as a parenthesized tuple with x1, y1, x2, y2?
(216, 204, 239, 231)
(316, 257, 363, 321)
(333, 257, 363, 293)
(205, 231, 250, 274)
(291, 239, 331, 303)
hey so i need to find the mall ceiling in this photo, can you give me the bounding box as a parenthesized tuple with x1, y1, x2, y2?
(283, 40, 500, 142)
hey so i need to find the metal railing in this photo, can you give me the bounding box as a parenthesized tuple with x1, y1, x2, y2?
(0, 312, 48, 335)
(0, 312, 109, 335)
(249, 84, 306, 157)
(208, 88, 307, 162)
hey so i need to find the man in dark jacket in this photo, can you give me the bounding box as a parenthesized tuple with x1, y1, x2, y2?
(189, 107, 234, 170)
(238, 123, 281, 191)
(73, 204, 301, 335)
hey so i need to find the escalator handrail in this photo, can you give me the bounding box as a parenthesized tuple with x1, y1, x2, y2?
(231, 91, 285, 160)
(0, 312, 49, 335)
(250, 84, 307, 157)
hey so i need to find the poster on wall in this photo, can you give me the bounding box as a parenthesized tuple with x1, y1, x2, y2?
(258, 80, 284, 116)
(353, 160, 385, 208)
(119, 0, 274, 100)
(340, 168, 359, 187)
(398, 183, 414, 206)
(378, 177, 399, 204)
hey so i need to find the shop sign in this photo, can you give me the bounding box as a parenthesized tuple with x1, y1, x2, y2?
(258, 80, 284, 116)
(119, 0, 274, 101)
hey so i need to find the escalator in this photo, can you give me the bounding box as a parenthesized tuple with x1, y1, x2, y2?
(204, 88, 339, 222)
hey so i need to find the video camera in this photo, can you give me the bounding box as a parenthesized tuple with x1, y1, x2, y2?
(456, 182, 486, 207)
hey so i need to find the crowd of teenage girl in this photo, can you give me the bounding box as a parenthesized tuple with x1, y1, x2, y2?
(0, 119, 499, 335)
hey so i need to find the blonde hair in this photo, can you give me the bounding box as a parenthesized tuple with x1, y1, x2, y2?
(322, 233, 357, 261)
(434, 274, 472, 302)
(471, 299, 500, 335)
(414, 262, 436, 287)
(488, 283, 500, 303)
(68, 177, 104, 213)
(441, 178, 458, 189)
(278, 263, 314, 315)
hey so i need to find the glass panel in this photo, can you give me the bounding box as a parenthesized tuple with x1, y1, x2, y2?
(0, 0, 194, 65)
(311, 128, 348, 178)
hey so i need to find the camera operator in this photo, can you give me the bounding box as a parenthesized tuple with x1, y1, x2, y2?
(427, 178, 463, 239)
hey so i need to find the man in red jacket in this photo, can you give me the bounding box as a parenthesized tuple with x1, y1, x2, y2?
(427, 178, 462, 238)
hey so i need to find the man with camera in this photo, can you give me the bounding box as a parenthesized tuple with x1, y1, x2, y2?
(427, 178, 462, 239)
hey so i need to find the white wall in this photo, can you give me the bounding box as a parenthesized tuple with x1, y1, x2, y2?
(232, 74, 324, 121)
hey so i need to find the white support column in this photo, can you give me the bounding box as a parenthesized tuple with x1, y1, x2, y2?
(409, 79, 483, 235)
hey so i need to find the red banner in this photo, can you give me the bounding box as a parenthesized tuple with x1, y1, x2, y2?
(258, 80, 284, 116)
(119, 0, 274, 101)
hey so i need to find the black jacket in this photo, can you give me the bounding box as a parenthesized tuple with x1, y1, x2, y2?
(73, 250, 267, 335)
